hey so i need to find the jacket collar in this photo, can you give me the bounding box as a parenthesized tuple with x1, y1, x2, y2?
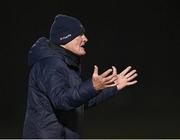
(49, 41, 81, 69)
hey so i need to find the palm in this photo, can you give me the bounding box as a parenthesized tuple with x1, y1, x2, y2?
(92, 65, 117, 90)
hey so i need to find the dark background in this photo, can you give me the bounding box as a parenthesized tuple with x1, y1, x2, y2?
(2, 0, 179, 138)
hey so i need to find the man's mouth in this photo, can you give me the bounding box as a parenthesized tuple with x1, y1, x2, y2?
(80, 44, 85, 48)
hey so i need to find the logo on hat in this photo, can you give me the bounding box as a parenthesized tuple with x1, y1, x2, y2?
(60, 34, 72, 41)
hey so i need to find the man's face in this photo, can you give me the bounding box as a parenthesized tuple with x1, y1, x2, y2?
(63, 34, 88, 56)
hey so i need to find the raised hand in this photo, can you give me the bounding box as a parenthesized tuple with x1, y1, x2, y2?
(115, 66, 138, 90)
(92, 65, 118, 90)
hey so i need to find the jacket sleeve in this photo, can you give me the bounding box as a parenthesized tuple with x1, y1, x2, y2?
(85, 86, 118, 108)
(41, 68, 99, 111)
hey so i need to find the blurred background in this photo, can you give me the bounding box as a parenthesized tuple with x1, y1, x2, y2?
(2, 0, 180, 138)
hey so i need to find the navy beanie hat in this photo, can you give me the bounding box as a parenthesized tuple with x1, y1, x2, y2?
(50, 14, 85, 45)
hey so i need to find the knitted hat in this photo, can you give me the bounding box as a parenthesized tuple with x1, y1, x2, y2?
(50, 14, 85, 45)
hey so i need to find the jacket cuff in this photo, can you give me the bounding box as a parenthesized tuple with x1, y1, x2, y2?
(106, 85, 118, 96)
(78, 78, 99, 100)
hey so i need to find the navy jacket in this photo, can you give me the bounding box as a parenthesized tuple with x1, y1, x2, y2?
(23, 37, 118, 138)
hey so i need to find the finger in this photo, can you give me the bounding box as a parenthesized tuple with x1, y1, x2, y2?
(93, 65, 98, 75)
(125, 69, 137, 78)
(119, 66, 132, 76)
(101, 69, 112, 78)
(103, 66, 117, 82)
(105, 83, 117, 88)
(104, 74, 114, 82)
(112, 66, 117, 75)
(104, 72, 117, 82)
(105, 76, 118, 84)
(127, 80, 138, 86)
(127, 73, 138, 81)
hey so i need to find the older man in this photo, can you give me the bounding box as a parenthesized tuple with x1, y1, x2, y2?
(23, 14, 138, 138)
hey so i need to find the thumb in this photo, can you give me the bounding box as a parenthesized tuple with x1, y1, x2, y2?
(112, 66, 117, 75)
(93, 65, 98, 75)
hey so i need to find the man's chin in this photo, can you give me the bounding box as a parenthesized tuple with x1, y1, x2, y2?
(74, 51, 86, 56)
(79, 48, 86, 55)
(80, 51, 86, 56)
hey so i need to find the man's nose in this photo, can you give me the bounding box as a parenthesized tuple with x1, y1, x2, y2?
(82, 35, 88, 42)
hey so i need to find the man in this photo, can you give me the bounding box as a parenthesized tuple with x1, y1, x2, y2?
(23, 14, 138, 138)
